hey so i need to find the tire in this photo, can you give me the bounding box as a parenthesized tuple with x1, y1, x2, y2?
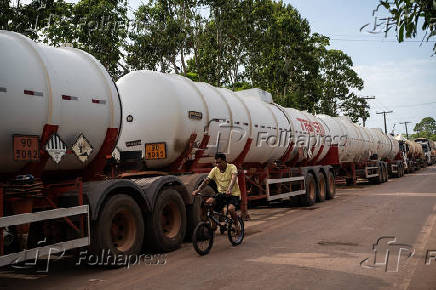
(227, 216, 245, 246)
(186, 185, 215, 240)
(300, 173, 317, 206)
(192, 222, 214, 256)
(317, 173, 326, 202)
(93, 194, 144, 259)
(345, 178, 354, 186)
(147, 188, 186, 252)
(326, 171, 336, 200)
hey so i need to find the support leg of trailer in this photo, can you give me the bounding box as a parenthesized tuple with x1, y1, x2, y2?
(352, 163, 357, 185)
(238, 171, 249, 220)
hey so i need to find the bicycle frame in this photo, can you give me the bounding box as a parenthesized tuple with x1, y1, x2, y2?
(199, 193, 235, 229)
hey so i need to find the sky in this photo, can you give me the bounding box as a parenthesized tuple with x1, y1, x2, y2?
(285, 0, 436, 134)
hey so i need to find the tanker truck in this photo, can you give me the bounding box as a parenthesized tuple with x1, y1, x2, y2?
(415, 138, 435, 165)
(0, 31, 405, 267)
(395, 135, 426, 172)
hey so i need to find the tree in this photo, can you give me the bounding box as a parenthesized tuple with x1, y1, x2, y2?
(246, 0, 324, 112)
(377, 0, 436, 53)
(0, 0, 73, 40)
(317, 49, 366, 121)
(413, 117, 436, 139)
(66, 0, 129, 79)
(126, 0, 199, 75)
(2, 0, 129, 79)
(188, 0, 252, 87)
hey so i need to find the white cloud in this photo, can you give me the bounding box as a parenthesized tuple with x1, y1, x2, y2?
(354, 58, 436, 134)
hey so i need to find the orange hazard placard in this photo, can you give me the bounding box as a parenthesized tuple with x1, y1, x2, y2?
(145, 143, 166, 160)
(13, 135, 40, 161)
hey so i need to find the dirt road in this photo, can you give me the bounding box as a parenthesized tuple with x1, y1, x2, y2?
(2, 166, 436, 290)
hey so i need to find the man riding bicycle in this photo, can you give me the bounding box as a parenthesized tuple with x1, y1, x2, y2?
(192, 153, 241, 230)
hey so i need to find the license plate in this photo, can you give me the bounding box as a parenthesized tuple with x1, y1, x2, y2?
(145, 143, 166, 160)
(13, 135, 40, 161)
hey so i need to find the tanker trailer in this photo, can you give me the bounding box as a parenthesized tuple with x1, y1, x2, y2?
(415, 138, 433, 165)
(116, 70, 338, 213)
(0, 31, 195, 266)
(315, 115, 401, 184)
(115, 69, 407, 213)
(404, 139, 424, 172)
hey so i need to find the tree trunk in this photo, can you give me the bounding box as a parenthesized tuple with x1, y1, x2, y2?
(181, 47, 187, 76)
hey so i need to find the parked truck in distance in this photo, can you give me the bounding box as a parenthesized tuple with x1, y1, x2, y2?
(414, 138, 436, 166)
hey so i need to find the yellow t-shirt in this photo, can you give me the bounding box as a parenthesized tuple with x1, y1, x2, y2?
(207, 164, 241, 197)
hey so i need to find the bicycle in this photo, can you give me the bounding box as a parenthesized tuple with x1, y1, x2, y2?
(192, 192, 245, 256)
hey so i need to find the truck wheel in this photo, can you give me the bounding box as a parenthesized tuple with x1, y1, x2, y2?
(317, 173, 326, 202)
(326, 171, 336, 200)
(186, 185, 215, 240)
(148, 188, 186, 252)
(94, 194, 144, 258)
(300, 173, 317, 206)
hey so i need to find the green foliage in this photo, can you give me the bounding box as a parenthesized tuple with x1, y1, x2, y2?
(126, 0, 199, 75)
(413, 117, 436, 139)
(378, 0, 436, 53)
(317, 49, 366, 121)
(2, 0, 129, 79)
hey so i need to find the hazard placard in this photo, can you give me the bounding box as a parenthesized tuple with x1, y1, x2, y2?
(72, 134, 93, 163)
(45, 134, 67, 164)
(145, 143, 166, 160)
(13, 135, 40, 161)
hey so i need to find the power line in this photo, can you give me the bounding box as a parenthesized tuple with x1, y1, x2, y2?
(392, 101, 436, 108)
(330, 38, 436, 43)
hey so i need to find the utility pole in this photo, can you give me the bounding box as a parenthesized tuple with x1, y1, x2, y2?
(400, 121, 411, 139)
(376, 110, 393, 134)
(359, 96, 375, 127)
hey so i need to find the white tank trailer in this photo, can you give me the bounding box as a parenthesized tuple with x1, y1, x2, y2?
(116, 70, 399, 169)
(0, 33, 410, 267)
(0, 30, 121, 174)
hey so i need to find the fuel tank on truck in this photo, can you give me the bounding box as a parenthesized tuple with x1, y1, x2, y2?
(316, 115, 399, 162)
(116, 71, 294, 168)
(116, 70, 342, 168)
(0, 31, 121, 174)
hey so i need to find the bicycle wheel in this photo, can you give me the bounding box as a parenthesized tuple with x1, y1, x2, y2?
(192, 222, 214, 256)
(227, 216, 244, 246)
